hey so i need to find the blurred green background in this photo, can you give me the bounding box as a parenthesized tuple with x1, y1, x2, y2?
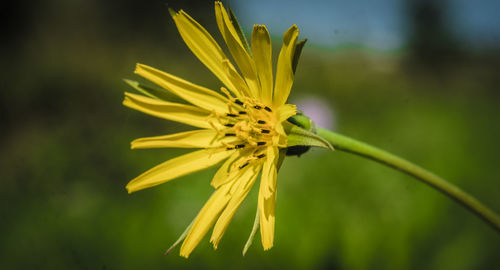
(2, 0, 499, 269)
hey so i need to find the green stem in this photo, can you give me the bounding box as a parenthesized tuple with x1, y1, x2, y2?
(316, 127, 500, 233)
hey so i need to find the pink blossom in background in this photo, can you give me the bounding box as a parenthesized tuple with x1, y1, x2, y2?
(293, 96, 335, 130)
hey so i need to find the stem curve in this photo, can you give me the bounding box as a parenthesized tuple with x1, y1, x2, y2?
(316, 127, 500, 233)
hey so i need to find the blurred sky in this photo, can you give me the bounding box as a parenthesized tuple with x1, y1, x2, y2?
(233, 0, 500, 50)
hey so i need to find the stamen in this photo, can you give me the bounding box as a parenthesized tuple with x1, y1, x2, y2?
(226, 113, 238, 117)
(261, 129, 271, 134)
(246, 138, 258, 146)
(225, 133, 236, 137)
(257, 154, 266, 159)
(222, 142, 235, 150)
(220, 87, 233, 100)
(209, 121, 224, 136)
(239, 162, 249, 169)
(227, 103, 235, 114)
(253, 105, 262, 110)
(238, 111, 247, 115)
(234, 99, 244, 106)
(224, 123, 235, 127)
(257, 142, 266, 146)
(235, 144, 245, 149)
(257, 120, 266, 124)
(211, 111, 224, 125)
(264, 106, 272, 112)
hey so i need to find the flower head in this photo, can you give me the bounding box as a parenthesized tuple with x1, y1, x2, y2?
(124, 2, 303, 257)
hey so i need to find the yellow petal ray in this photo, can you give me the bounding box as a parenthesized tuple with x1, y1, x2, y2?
(259, 146, 279, 250)
(180, 183, 233, 258)
(126, 149, 233, 193)
(211, 151, 241, 188)
(215, 2, 260, 98)
(135, 63, 228, 112)
(170, 10, 244, 96)
(278, 104, 297, 122)
(123, 92, 212, 129)
(275, 104, 297, 147)
(210, 163, 262, 248)
(251, 25, 273, 104)
(273, 25, 299, 107)
(222, 59, 251, 98)
(131, 129, 237, 149)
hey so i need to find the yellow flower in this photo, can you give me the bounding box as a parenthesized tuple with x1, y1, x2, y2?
(123, 2, 301, 258)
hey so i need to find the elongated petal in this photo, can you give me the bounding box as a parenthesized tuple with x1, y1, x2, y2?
(180, 183, 233, 258)
(210, 163, 261, 248)
(222, 59, 251, 97)
(259, 146, 279, 250)
(126, 149, 233, 193)
(279, 104, 297, 122)
(211, 151, 241, 188)
(170, 10, 242, 96)
(251, 25, 273, 104)
(215, 2, 260, 98)
(131, 129, 239, 149)
(135, 64, 228, 112)
(273, 25, 299, 107)
(123, 92, 212, 129)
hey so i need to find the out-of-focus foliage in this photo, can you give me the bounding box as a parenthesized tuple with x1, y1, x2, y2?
(1, 1, 499, 269)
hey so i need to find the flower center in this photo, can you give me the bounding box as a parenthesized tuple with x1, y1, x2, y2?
(207, 89, 282, 168)
(222, 97, 276, 148)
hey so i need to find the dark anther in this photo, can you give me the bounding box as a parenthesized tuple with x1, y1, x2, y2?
(226, 147, 234, 150)
(253, 105, 262, 110)
(257, 120, 266, 124)
(257, 154, 266, 159)
(234, 99, 244, 105)
(224, 123, 235, 127)
(264, 106, 272, 112)
(238, 111, 247, 115)
(257, 141, 266, 146)
(239, 162, 249, 169)
(226, 113, 238, 117)
(235, 144, 245, 149)
(261, 129, 270, 134)
(225, 133, 236, 137)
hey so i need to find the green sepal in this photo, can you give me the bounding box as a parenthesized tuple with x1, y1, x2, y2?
(242, 208, 259, 256)
(286, 123, 334, 151)
(123, 79, 174, 101)
(164, 219, 194, 256)
(228, 6, 252, 56)
(287, 111, 313, 132)
(292, 39, 307, 74)
(285, 113, 334, 153)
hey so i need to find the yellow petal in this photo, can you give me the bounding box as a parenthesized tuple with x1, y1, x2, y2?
(126, 149, 233, 193)
(131, 129, 237, 149)
(170, 10, 242, 96)
(259, 146, 279, 250)
(222, 59, 251, 98)
(278, 104, 297, 122)
(251, 25, 273, 104)
(215, 2, 260, 98)
(210, 151, 241, 188)
(273, 25, 299, 107)
(180, 183, 233, 258)
(210, 163, 261, 248)
(123, 92, 212, 129)
(135, 63, 228, 112)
